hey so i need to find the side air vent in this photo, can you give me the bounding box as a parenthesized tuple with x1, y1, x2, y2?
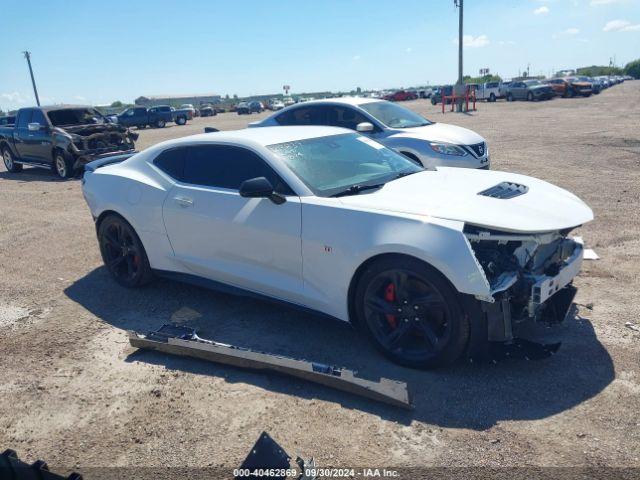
(478, 182, 528, 199)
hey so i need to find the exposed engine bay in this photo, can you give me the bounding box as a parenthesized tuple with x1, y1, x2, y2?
(63, 124, 137, 167)
(464, 224, 583, 342)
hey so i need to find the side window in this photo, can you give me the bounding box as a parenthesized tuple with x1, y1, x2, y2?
(31, 109, 47, 126)
(275, 106, 326, 126)
(326, 106, 371, 131)
(17, 109, 32, 128)
(154, 147, 186, 180)
(183, 145, 293, 194)
(149, 107, 157, 113)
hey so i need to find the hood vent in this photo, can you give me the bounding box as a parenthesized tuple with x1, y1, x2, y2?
(478, 182, 528, 199)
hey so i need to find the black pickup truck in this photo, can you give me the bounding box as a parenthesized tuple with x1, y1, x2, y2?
(115, 105, 192, 129)
(0, 105, 137, 178)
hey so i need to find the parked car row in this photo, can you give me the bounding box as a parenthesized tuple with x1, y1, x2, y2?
(428, 74, 630, 106)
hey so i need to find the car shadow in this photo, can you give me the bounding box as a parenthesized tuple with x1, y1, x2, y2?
(0, 167, 76, 182)
(64, 267, 614, 430)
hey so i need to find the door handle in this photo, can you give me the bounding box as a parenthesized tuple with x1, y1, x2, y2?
(174, 195, 194, 207)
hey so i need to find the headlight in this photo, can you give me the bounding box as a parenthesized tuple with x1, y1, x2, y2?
(429, 142, 468, 156)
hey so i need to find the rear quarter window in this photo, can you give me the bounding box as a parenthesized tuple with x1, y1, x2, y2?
(153, 148, 186, 180)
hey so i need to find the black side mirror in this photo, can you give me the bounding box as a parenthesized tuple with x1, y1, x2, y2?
(239, 177, 286, 205)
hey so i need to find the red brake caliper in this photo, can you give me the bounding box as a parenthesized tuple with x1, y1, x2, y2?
(384, 283, 397, 329)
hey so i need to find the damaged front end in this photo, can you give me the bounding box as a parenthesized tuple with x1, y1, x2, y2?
(64, 124, 138, 169)
(464, 225, 583, 343)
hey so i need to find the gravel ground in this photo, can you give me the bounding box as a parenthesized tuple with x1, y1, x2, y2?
(1, 82, 639, 477)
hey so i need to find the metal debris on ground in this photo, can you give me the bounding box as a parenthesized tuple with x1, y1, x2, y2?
(129, 324, 412, 409)
(573, 236, 599, 260)
(625, 322, 640, 333)
(236, 432, 316, 480)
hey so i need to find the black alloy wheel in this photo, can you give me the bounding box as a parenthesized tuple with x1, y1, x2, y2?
(355, 257, 468, 369)
(98, 215, 153, 288)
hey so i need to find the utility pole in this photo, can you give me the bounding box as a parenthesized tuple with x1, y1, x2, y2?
(454, 0, 464, 112)
(22, 51, 40, 106)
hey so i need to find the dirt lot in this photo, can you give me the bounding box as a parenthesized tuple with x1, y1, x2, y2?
(1, 82, 639, 477)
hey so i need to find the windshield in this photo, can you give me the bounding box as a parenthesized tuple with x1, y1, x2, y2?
(267, 133, 423, 197)
(359, 101, 432, 129)
(47, 108, 106, 126)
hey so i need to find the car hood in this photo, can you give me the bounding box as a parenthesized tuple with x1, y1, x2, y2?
(389, 122, 485, 146)
(337, 168, 593, 233)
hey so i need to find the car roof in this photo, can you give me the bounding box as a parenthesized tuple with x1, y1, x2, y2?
(152, 126, 352, 149)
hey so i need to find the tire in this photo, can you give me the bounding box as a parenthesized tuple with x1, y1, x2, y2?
(155, 119, 166, 128)
(568, 88, 576, 98)
(53, 150, 74, 179)
(98, 214, 153, 288)
(176, 116, 187, 126)
(527, 92, 534, 101)
(507, 93, 514, 102)
(2, 147, 23, 173)
(354, 255, 469, 369)
(489, 93, 496, 102)
(431, 98, 437, 105)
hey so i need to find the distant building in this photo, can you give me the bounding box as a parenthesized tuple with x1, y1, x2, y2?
(135, 93, 222, 107)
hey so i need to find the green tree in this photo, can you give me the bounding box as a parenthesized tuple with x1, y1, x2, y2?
(463, 74, 502, 84)
(624, 59, 640, 79)
(110, 100, 124, 108)
(574, 65, 623, 77)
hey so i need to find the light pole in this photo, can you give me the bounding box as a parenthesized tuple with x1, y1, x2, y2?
(23, 51, 41, 106)
(454, 0, 464, 112)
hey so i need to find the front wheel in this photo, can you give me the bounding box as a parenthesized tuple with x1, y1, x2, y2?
(354, 256, 469, 369)
(489, 93, 496, 102)
(176, 116, 187, 125)
(2, 148, 23, 173)
(54, 151, 74, 179)
(507, 93, 514, 102)
(98, 215, 153, 288)
(527, 92, 534, 101)
(155, 119, 166, 128)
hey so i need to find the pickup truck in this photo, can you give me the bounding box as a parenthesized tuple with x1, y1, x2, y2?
(115, 105, 192, 129)
(1, 105, 137, 178)
(470, 81, 503, 102)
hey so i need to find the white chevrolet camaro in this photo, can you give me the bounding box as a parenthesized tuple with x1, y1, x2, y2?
(82, 126, 593, 368)
(249, 97, 490, 169)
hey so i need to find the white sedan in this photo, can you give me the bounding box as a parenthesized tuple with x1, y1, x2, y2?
(249, 97, 490, 169)
(82, 126, 593, 368)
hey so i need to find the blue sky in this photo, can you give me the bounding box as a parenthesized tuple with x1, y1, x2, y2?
(1, 0, 639, 110)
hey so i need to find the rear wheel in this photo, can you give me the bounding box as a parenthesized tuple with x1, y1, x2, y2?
(2, 147, 23, 173)
(98, 215, 153, 288)
(354, 256, 469, 369)
(155, 118, 166, 128)
(507, 93, 514, 102)
(54, 151, 73, 179)
(489, 93, 496, 102)
(527, 92, 534, 101)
